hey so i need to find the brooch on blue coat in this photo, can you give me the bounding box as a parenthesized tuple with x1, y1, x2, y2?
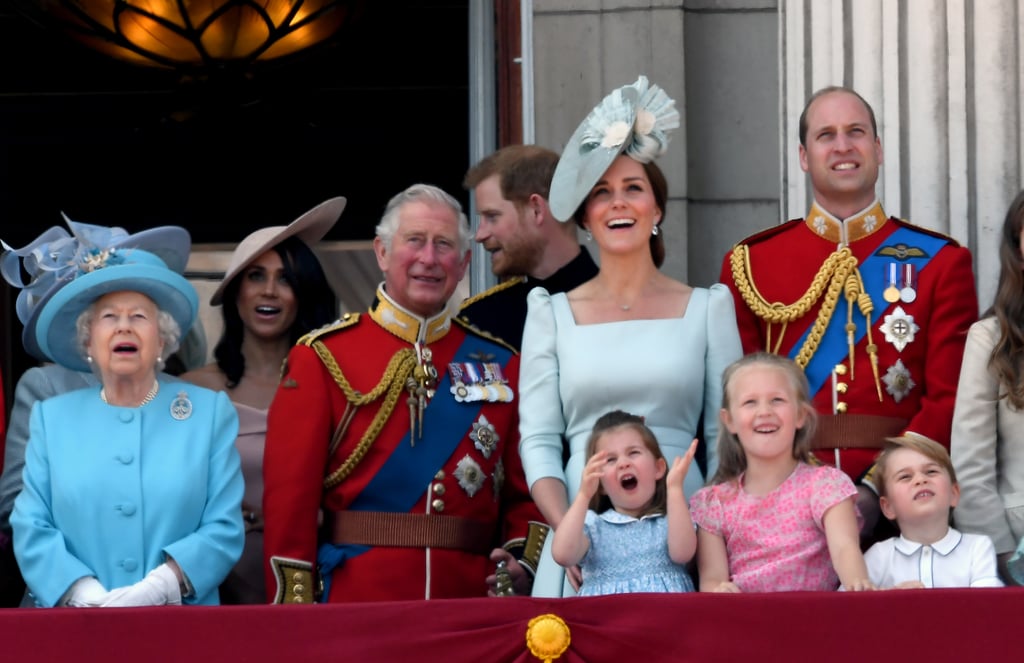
(171, 391, 193, 421)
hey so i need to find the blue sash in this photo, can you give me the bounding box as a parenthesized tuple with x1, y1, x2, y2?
(317, 334, 513, 598)
(792, 226, 949, 395)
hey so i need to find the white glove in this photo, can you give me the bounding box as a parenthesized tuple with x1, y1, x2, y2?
(64, 577, 110, 607)
(101, 564, 182, 607)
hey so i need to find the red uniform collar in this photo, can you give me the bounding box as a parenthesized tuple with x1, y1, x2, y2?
(805, 200, 888, 245)
(369, 284, 452, 345)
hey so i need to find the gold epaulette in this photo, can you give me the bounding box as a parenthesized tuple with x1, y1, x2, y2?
(459, 276, 526, 310)
(298, 312, 361, 347)
(453, 316, 518, 355)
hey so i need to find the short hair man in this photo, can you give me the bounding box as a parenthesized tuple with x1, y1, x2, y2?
(719, 86, 978, 544)
(459, 145, 598, 349)
(263, 183, 545, 602)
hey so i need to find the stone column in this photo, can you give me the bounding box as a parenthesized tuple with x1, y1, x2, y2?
(780, 0, 1023, 310)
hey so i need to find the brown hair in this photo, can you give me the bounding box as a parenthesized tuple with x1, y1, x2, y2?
(987, 189, 1024, 410)
(875, 434, 957, 499)
(798, 86, 878, 147)
(585, 410, 667, 517)
(462, 144, 560, 208)
(571, 159, 667, 268)
(712, 352, 818, 484)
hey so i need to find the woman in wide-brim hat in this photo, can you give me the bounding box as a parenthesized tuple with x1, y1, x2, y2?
(10, 237, 244, 608)
(182, 196, 343, 604)
(517, 76, 744, 596)
(0, 217, 210, 607)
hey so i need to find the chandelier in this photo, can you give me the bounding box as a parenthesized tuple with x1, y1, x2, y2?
(34, 1, 361, 73)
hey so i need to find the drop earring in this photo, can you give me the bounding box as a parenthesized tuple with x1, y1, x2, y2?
(586, 230, 593, 241)
(652, 225, 660, 236)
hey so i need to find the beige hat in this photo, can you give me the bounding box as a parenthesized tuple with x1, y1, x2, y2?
(210, 196, 346, 306)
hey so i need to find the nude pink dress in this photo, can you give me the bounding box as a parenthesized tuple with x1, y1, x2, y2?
(690, 462, 858, 592)
(219, 401, 267, 604)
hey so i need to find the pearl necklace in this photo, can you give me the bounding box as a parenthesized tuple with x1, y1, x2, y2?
(101, 380, 160, 408)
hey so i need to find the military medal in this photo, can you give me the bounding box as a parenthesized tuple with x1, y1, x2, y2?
(899, 264, 917, 303)
(879, 306, 919, 352)
(482, 362, 514, 402)
(454, 454, 485, 497)
(463, 362, 489, 401)
(883, 359, 916, 402)
(883, 263, 901, 303)
(448, 363, 471, 402)
(470, 414, 499, 459)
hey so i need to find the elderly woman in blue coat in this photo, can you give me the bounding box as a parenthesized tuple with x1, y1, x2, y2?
(10, 230, 244, 607)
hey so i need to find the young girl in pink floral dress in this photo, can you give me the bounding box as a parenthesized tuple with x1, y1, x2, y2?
(690, 353, 875, 592)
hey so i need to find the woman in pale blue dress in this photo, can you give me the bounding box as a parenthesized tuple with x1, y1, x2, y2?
(519, 76, 742, 596)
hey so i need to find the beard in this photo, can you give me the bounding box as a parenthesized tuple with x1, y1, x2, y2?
(490, 231, 546, 278)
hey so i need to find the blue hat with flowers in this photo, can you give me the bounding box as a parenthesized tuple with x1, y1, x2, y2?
(1, 216, 195, 369)
(549, 76, 680, 222)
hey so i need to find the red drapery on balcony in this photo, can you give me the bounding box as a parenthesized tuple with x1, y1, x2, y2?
(3, 588, 1021, 662)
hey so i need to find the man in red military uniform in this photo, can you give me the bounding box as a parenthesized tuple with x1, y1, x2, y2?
(263, 184, 545, 603)
(720, 86, 978, 540)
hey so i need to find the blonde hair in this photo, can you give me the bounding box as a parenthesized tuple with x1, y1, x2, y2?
(875, 434, 956, 499)
(713, 352, 817, 484)
(585, 410, 667, 517)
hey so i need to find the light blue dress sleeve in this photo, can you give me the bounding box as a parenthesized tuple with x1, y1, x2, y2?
(702, 284, 743, 481)
(518, 287, 569, 490)
(163, 389, 245, 602)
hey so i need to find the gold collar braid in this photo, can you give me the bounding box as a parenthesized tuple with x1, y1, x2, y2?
(369, 285, 451, 345)
(730, 245, 882, 399)
(312, 342, 419, 489)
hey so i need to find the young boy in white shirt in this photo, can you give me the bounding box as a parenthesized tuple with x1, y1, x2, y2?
(865, 433, 1003, 588)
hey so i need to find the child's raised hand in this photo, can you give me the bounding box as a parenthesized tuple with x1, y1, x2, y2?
(578, 450, 609, 501)
(667, 438, 699, 490)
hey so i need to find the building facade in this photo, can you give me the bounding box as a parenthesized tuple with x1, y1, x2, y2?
(520, 0, 1023, 311)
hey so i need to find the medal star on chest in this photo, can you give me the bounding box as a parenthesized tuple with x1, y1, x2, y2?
(879, 306, 919, 352)
(470, 415, 499, 459)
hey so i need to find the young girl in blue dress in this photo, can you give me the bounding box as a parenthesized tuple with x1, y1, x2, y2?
(551, 410, 698, 595)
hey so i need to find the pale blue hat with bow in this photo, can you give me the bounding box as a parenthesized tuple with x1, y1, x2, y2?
(549, 76, 680, 222)
(1, 216, 193, 367)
